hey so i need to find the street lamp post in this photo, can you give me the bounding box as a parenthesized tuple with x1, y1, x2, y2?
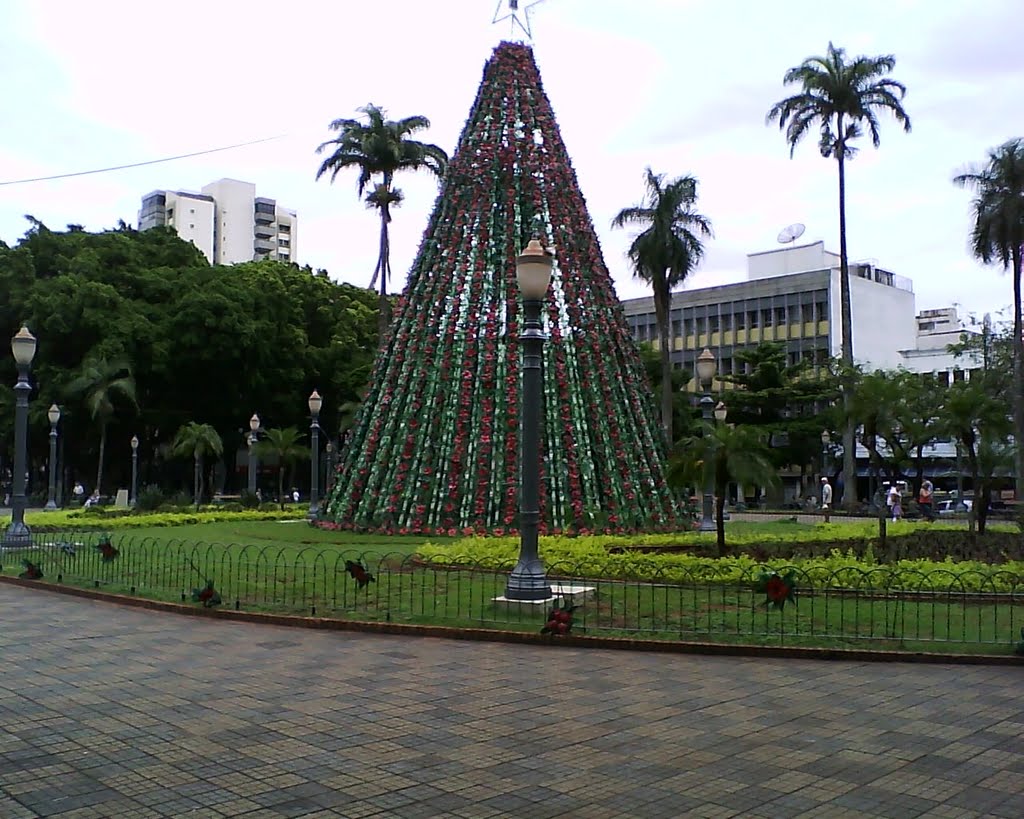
(4, 327, 37, 547)
(696, 347, 717, 533)
(714, 401, 728, 513)
(308, 390, 322, 521)
(45, 404, 60, 510)
(130, 435, 139, 507)
(248, 413, 260, 496)
(505, 239, 554, 602)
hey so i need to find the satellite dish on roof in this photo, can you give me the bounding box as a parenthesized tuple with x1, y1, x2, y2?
(776, 223, 806, 244)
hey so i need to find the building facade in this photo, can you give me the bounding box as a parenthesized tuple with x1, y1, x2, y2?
(138, 178, 297, 265)
(620, 243, 991, 503)
(621, 241, 916, 388)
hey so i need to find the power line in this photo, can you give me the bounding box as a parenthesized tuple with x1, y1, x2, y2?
(0, 135, 287, 187)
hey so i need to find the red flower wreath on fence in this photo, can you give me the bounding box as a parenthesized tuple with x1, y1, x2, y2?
(754, 570, 797, 611)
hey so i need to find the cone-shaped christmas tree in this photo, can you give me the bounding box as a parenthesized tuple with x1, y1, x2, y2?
(322, 42, 679, 536)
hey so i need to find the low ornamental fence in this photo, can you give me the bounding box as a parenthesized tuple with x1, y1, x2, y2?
(2, 532, 1023, 652)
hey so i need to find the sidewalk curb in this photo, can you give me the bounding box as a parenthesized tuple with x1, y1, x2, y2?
(2, 575, 1020, 666)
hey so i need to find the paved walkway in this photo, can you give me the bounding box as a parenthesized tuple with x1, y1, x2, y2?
(1, 585, 1022, 819)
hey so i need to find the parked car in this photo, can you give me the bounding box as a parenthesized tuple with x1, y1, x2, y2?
(937, 499, 972, 516)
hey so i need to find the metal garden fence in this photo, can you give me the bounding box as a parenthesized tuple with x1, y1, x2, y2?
(2, 531, 1022, 652)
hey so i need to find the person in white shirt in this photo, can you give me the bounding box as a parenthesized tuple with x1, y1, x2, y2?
(887, 483, 902, 522)
(820, 477, 833, 523)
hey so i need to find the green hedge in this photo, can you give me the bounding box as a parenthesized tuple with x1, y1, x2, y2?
(417, 535, 1024, 592)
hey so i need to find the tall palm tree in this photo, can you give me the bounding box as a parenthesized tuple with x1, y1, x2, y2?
(767, 42, 911, 510)
(953, 138, 1024, 499)
(65, 359, 137, 494)
(171, 422, 224, 508)
(612, 169, 713, 443)
(252, 427, 308, 510)
(316, 104, 448, 336)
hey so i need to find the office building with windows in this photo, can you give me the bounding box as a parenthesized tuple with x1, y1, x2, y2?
(138, 178, 297, 265)
(621, 241, 916, 388)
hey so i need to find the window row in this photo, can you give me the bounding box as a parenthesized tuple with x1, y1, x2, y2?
(635, 304, 828, 342)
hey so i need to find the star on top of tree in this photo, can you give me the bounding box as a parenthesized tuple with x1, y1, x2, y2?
(492, 0, 546, 40)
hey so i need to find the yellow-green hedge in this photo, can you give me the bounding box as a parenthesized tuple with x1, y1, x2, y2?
(418, 534, 1024, 591)
(2, 509, 302, 529)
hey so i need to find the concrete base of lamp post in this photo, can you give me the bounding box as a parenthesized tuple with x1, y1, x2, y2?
(2, 521, 31, 549)
(504, 552, 553, 601)
(492, 583, 595, 611)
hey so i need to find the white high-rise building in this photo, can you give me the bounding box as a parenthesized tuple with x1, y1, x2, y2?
(138, 178, 297, 265)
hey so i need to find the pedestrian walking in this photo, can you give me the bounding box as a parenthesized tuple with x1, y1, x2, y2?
(820, 477, 833, 523)
(887, 482, 902, 522)
(918, 479, 934, 521)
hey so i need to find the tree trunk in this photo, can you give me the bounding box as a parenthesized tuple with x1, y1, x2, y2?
(658, 286, 674, 444)
(977, 478, 989, 536)
(967, 450, 979, 535)
(278, 466, 285, 511)
(193, 454, 201, 509)
(837, 149, 857, 511)
(375, 174, 394, 341)
(715, 490, 726, 556)
(95, 421, 107, 494)
(1013, 250, 1023, 502)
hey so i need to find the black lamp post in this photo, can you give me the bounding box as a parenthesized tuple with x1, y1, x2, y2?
(504, 239, 554, 602)
(45, 403, 60, 510)
(130, 435, 139, 507)
(248, 413, 260, 496)
(696, 347, 717, 533)
(714, 401, 728, 510)
(308, 390, 322, 520)
(4, 326, 37, 547)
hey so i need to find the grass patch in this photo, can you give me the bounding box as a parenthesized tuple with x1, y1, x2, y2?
(2, 530, 1020, 655)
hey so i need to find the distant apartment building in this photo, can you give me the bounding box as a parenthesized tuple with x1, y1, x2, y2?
(138, 178, 297, 265)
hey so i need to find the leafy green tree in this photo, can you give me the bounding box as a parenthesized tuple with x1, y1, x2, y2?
(940, 379, 1011, 534)
(670, 422, 778, 555)
(252, 427, 308, 509)
(612, 169, 713, 442)
(845, 368, 944, 495)
(316, 104, 448, 335)
(65, 359, 137, 493)
(635, 341, 698, 445)
(954, 139, 1024, 498)
(0, 222, 380, 491)
(171, 422, 224, 507)
(726, 342, 840, 497)
(767, 43, 911, 509)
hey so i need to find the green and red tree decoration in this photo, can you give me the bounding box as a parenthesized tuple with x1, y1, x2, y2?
(320, 42, 679, 536)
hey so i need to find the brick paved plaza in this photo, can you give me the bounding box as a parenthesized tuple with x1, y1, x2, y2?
(1, 584, 1022, 818)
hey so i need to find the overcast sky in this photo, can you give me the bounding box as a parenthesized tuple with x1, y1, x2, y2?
(2, 0, 1022, 322)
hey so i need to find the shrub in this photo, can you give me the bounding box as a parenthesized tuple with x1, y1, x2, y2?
(417, 537, 1024, 592)
(135, 485, 165, 512)
(167, 490, 193, 508)
(239, 490, 260, 509)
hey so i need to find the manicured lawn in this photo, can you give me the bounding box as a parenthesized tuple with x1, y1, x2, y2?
(68, 517, 821, 548)
(112, 520, 448, 557)
(38, 517, 832, 559)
